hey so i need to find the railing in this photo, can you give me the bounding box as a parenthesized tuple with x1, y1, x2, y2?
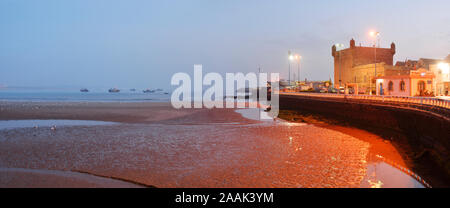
(281, 92, 450, 116)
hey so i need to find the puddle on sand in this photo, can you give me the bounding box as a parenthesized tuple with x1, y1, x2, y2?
(235, 108, 273, 121)
(360, 154, 427, 188)
(361, 162, 425, 188)
(0, 120, 118, 130)
(235, 108, 309, 127)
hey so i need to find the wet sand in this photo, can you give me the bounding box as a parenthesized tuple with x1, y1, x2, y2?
(0, 167, 146, 188)
(0, 101, 424, 188)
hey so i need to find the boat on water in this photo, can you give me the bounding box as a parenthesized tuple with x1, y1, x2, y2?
(130, 88, 136, 92)
(155, 88, 163, 91)
(80, 88, 89, 92)
(143, 89, 155, 93)
(108, 88, 120, 93)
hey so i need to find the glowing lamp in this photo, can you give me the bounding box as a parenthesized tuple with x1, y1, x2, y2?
(369, 31, 380, 37)
(438, 62, 449, 74)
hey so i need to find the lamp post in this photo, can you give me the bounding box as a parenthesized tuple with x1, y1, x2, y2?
(294, 54, 301, 83)
(369, 31, 380, 95)
(288, 51, 294, 86)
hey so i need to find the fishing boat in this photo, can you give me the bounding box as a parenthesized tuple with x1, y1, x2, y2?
(108, 88, 120, 93)
(143, 89, 155, 93)
(80, 88, 89, 92)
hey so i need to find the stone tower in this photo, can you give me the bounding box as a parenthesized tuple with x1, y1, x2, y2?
(332, 39, 396, 89)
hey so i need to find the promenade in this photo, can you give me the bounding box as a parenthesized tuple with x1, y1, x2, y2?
(281, 92, 450, 118)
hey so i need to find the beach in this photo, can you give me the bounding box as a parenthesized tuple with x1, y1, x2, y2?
(0, 101, 424, 188)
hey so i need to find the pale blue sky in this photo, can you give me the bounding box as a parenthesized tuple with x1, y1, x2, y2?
(0, 0, 449, 89)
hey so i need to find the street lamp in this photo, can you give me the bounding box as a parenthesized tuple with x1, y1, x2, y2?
(294, 54, 301, 83)
(369, 31, 380, 38)
(288, 51, 294, 85)
(369, 31, 380, 95)
(438, 62, 450, 74)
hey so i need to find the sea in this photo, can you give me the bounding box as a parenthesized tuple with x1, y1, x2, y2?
(0, 87, 171, 102)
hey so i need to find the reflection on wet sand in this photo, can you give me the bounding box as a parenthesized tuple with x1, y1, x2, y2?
(0, 102, 427, 188)
(237, 108, 427, 188)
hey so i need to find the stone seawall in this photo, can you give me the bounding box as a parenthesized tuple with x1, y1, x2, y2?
(280, 94, 450, 186)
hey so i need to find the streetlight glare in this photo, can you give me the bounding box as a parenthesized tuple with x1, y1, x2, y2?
(369, 31, 380, 37)
(438, 62, 450, 74)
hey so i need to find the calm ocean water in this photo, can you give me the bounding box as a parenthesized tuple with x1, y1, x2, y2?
(0, 88, 170, 102)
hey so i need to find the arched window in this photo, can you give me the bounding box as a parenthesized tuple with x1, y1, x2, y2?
(400, 81, 406, 91)
(388, 81, 394, 91)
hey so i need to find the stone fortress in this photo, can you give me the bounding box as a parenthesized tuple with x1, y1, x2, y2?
(332, 39, 450, 96)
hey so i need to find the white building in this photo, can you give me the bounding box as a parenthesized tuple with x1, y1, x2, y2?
(429, 57, 450, 96)
(375, 68, 435, 96)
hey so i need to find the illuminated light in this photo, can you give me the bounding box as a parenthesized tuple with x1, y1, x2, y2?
(421, 72, 426, 76)
(438, 62, 450, 74)
(369, 31, 380, 37)
(368, 180, 384, 188)
(289, 55, 294, 61)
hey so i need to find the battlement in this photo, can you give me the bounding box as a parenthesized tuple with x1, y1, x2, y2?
(332, 39, 396, 67)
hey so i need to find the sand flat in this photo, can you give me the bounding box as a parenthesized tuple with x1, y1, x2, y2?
(0, 101, 422, 188)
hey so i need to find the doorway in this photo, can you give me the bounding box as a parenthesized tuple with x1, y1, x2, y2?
(379, 83, 384, 95)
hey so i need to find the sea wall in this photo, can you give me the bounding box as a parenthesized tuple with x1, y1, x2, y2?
(280, 94, 450, 184)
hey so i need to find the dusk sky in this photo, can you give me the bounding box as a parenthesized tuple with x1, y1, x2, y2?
(1, 0, 449, 90)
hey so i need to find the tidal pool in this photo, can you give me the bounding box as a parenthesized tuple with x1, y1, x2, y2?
(361, 162, 425, 188)
(0, 120, 118, 130)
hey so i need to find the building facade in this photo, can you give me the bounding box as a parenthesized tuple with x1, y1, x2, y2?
(332, 39, 398, 94)
(375, 68, 435, 96)
(430, 61, 450, 96)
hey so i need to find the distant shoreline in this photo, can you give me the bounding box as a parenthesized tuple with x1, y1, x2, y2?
(0, 91, 171, 103)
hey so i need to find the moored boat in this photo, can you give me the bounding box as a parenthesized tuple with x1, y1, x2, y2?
(143, 89, 155, 93)
(108, 88, 120, 93)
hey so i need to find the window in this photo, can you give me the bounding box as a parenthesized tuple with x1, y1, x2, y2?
(379, 83, 384, 95)
(388, 81, 394, 91)
(400, 81, 406, 91)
